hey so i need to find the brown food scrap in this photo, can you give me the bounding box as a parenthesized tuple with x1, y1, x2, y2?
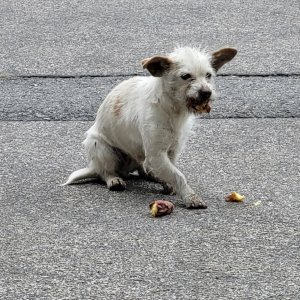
(225, 191, 245, 202)
(149, 200, 174, 217)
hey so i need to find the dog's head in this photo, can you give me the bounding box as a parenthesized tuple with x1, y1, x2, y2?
(141, 47, 237, 114)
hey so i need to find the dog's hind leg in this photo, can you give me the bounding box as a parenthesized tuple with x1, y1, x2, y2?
(105, 175, 126, 191)
(84, 134, 126, 191)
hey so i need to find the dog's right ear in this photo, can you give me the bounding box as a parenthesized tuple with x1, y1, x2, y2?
(141, 56, 172, 77)
(211, 48, 237, 72)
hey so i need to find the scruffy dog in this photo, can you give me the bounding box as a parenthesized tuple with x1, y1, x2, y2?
(63, 47, 237, 208)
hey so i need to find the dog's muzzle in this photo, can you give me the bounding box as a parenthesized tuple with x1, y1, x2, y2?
(187, 89, 212, 113)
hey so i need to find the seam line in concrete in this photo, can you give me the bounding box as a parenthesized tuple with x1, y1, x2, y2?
(1, 73, 300, 80)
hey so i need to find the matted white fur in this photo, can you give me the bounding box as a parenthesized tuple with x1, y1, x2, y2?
(63, 46, 237, 208)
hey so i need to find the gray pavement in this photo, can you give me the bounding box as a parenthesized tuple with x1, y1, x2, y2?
(1, 76, 300, 121)
(1, 120, 299, 299)
(1, 1, 300, 299)
(1, 0, 299, 76)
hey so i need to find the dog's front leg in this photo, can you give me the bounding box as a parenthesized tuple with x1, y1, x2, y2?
(144, 152, 207, 208)
(137, 166, 175, 195)
(143, 129, 207, 209)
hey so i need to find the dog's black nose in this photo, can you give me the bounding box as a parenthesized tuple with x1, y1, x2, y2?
(198, 89, 212, 101)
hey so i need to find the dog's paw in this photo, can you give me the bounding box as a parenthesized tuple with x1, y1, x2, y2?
(184, 194, 207, 209)
(107, 177, 126, 191)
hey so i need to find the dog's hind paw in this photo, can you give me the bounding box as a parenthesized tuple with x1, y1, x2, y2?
(184, 194, 207, 209)
(107, 177, 126, 191)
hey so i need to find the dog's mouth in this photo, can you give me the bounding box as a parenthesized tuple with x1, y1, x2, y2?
(187, 98, 211, 114)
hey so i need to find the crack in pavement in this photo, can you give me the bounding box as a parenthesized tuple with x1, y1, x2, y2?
(1, 73, 300, 80)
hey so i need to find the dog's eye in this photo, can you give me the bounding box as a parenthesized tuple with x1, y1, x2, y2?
(180, 73, 192, 80)
(206, 73, 212, 79)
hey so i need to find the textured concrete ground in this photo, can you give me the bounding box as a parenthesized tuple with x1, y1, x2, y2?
(1, 119, 299, 299)
(1, 76, 300, 121)
(0, 1, 299, 299)
(1, 0, 299, 76)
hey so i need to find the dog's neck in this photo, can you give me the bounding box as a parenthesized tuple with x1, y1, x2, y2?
(148, 77, 191, 131)
(149, 77, 187, 115)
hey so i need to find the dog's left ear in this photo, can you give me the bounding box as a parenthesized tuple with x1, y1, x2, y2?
(141, 56, 173, 77)
(211, 48, 237, 72)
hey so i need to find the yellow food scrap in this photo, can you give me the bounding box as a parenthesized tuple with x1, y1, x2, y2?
(150, 202, 158, 217)
(225, 191, 245, 202)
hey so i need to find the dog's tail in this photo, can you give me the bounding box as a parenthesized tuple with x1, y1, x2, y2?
(60, 167, 97, 186)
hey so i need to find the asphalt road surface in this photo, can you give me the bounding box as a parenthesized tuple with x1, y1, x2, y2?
(1, 1, 299, 299)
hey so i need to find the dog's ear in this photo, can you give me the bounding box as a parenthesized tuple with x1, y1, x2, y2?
(211, 48, 237, 72)
(141, 56, 173, 77)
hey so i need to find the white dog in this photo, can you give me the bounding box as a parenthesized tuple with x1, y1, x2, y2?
(63, 46, 237, 208)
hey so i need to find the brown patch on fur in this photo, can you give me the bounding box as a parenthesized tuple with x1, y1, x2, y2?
(113, 96, 123, 117)
(186, 98, 211, 114)
(211, 48, 237, 71)
(195, 103, 211, 114)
